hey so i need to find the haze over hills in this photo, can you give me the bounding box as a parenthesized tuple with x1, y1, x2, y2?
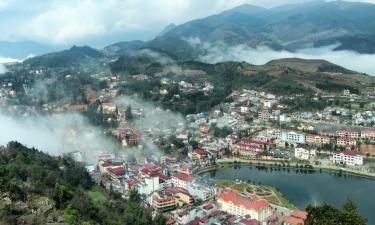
(147, 0, 375, 58)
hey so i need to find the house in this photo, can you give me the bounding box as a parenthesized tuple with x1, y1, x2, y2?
(269, 129, 305, 144)
(294, 147, 316, 160)
(336, 130, 359, 139)
(283, 210, 308, 225)
(336, 138, 356, 147)
(218, 189, 272, 222)
(332, 151, 364, 166)
(108, 166, 125, 182)
(100, 102, 117, 113)
(150, 191, 176, 212)
(306, 135, 330, 145)
(191, 149, 208, 161)
(361, 130, 375, 140)
(172, 173, 195, 189)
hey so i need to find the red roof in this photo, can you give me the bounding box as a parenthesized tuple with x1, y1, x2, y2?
(193, 149, 207, 155)
(291, 210, 308, 220)
(108, 166, 125, 175)
(202, 203, 213, 210)
(240, 219, 260, 225)
(283, 216, 304, 225)
(218, 189, 270, 212)
(335, 150, 363, 156)
(210, 210, 221, 217)
(173, 172, 194, 182)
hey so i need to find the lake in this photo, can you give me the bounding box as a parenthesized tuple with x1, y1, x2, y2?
(201, 165, 375, 224)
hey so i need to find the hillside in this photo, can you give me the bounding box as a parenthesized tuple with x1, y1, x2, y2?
(24, 46, 104, 68)
(110, 51, 375, 114)
(132, 1, 375, 59)
(0, 142, 164, 225)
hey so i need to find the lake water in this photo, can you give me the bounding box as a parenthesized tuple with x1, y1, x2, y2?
(201, 165, 375, 224)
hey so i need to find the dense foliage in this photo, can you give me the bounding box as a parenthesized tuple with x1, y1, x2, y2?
(305, 200, 367, 225)
(0, 142, 164, 225)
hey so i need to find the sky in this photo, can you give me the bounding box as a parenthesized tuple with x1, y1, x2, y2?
(0, 0, 374, 47)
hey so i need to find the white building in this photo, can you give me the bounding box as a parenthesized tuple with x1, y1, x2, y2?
(332, 151, 364, 166)
(171, 173, 194, 189)
(295, 147, 316, 160)
(187, 183, 216, 201)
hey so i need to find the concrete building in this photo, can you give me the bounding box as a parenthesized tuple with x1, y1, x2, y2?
(218, 189, 272, 222)
(295, 147, 316, 160)
(332, 151, 363, 166)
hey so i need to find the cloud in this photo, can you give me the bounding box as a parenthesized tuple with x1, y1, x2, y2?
(0, 55, 19, 74)
(187, 39, 375, 75)
(0, 110, 121, 162)
(1, 0, 374, 45)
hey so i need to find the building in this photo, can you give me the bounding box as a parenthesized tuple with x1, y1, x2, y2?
(150, 191, 176, 212)
(294, 147, 316, 160)
(172, 173, 195, 189)
(336, 130, 359, 139)
(191, 149, 208, 162)
(107, 166, 125, 181)
(306, 135, 330, 145)
(332, 151, 364, 166)
(235, 139, 271, 158)
(361, 130, 375, 140)
(336, 138, 357, 147)
(100, 102, 117, 113)
(258, 109, 270, 121)
(270, 129, 305, 144)
(218, 189, 272, 222)
(187, 183, 216, 201)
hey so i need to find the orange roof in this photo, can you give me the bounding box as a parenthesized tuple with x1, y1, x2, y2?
(291, 210, 308, 220)
(283, 216, 304, 225)
(218, 189, 269, 212)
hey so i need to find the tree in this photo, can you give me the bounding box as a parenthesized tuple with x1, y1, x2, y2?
(126, 105, 133, 121)
(64, 205, 80, 225)
(305, 200, 367, 225)
(154, 214, 167, 225)
(129, 189, 141, 203)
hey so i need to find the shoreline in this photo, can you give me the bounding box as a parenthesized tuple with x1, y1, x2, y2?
(194, 158, 375, 180)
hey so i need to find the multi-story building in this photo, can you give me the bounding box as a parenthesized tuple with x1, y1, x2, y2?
(172, 173, 194, 189)
(218, 189, 272, 222)
(187, 183, 216, 201)
(306, 135, 331, 145)
(270, 129, 305, 144)
(336, 130, 359, 139)
(361, 130, 375, 140)
(336, 138, 357, 147)
(332, 151, 364, 166)
(150, 191, 176, 212)
(294, 147, 316, 160)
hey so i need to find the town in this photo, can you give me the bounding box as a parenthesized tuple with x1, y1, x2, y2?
(1, 61, 374, 225)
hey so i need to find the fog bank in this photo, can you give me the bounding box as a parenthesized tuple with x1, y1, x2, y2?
(186, 38, 375, 75)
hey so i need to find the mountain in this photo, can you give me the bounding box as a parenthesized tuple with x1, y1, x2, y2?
(0, 41, 60, 60)
(103, 40, 146, 57)
(145, 1, 375, 59)
(24, 45, 104, 68)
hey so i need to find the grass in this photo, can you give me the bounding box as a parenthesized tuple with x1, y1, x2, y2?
(268, 186, 297, 210)
(88, 191, 107, 202)
(214, 179, 297, 210)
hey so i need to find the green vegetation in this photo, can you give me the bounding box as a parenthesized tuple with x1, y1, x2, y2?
(0, 142, 165, 225)
(306, 200, 367, 225)
(214, 179, 296, 210)
(87, 191, 106, 203)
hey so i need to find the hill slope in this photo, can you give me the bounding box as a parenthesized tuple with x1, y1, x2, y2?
(143, 1, 375, 59)
(0, 142, 161, 225)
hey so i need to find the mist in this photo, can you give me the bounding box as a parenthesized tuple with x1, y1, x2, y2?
(115, 95, 186, 136)
(0, 64, 6, 74)
(0, 109, 120, 163)
(186, 38, 375, 75)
